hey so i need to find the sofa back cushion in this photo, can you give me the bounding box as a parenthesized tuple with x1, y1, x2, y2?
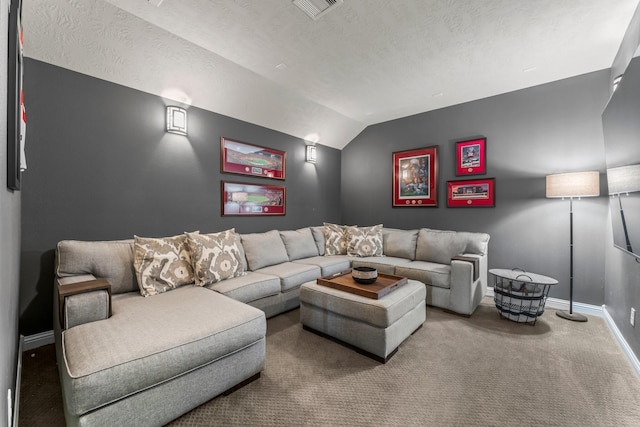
(241, 230, 289, 271)
(382, 228, 418, 260)
(280, 228, 319, 261)
(56, 240, 138, 295)
(415, 229, 490, 264)
(310, 226, 325, 256)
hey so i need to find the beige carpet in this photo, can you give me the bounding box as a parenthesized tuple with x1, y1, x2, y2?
(20, 298, 640, 426)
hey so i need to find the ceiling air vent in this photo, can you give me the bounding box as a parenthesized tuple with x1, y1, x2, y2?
(293, 0, 343, 20)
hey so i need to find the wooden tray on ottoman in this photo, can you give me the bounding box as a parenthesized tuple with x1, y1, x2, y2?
(317, 270, 408, 299)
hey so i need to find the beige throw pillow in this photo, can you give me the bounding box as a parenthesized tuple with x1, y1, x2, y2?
(346, 224, 384, 257)
(323, 223, 350, 255)
(186, 229, 245, 286)
(134, 234, 195, 297)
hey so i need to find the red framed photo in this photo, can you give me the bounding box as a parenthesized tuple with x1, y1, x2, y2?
(455, 137, 486, 176)
(392, 146, 439, 207)
(447, 178, 495, 207)
(221, 137, 285, 180)
(221, 181, 285, 216)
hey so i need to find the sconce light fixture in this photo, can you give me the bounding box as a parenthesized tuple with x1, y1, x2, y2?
(166, 106, 187, 136)
(306, 145, 317, 163)
(546, 171, 600, 322)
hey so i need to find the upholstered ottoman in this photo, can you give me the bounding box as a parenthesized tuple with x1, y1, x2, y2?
(299, 279, 426, 363)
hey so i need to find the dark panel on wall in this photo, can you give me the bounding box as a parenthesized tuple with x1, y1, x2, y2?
(602, 56, 640, 359)
(20, 59, 341, 335)
(342, 70, 611, 306)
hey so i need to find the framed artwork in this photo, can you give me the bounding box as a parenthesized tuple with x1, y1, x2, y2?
(455, 137, 486, 176)
(221, 181, 286, 216)
(447, 178, 495, 207)
(221, 137, 285, 180)
(7, 0, 24, 191)
(392, 146, 439, 207)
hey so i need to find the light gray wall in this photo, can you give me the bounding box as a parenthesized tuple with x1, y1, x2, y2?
(602, 56, 640, 359)
(341, 70, 611, 306)
(20, 59, 342, 335)
(1, 0, 22, 424)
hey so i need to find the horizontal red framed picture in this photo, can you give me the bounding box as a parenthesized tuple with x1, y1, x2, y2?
(221, 137, 285, 180)
(455, 137, 486, 176)
(447, 178, 495, 208)
(221, 181, 285, 216)
(392, 146, 439, 207)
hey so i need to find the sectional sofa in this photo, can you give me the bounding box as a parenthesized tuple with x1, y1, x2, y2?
(54, 224, 489, 426)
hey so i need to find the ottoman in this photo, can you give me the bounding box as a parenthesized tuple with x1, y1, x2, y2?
(299, 279, 426, 363)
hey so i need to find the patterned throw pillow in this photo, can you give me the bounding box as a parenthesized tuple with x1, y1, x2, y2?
(186, 229, 246, 286)
(346, 224, 384, 257)
(323, 222, 350, 256)
(134, 234, 195, 297)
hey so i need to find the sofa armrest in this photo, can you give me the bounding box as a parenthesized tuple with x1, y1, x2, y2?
(449, 253, 488, 315)
(58, 278, 112, 329)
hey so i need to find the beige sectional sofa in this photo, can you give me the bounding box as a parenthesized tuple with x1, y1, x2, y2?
(54, 224, 489, 426)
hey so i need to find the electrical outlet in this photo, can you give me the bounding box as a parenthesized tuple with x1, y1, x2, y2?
(631, 308, 636, 327)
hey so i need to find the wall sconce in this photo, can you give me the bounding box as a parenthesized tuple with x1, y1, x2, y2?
(306, 145, 317, 163)
(546, 171, 600, 322)
(166, 106, 187, 136)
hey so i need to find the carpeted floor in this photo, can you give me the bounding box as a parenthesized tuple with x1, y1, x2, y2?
(19, 298, 640, 426)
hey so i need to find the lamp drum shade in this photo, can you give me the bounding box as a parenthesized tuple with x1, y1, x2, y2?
(607, 164, 640, 195)
(546, 171, 600, 198)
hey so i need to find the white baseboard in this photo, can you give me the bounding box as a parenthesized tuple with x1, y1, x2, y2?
(12, 335, 24, 427)
(23, 330, 54, 352)
(602, 306, 640, 378)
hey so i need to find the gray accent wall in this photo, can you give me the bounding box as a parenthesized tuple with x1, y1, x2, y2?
(20, 59, 342, 335)
(341, 70, 611, 307)
(1, 0, 22, 421)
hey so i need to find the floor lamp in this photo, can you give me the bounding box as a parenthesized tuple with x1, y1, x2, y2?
(546, 171, 600, 322)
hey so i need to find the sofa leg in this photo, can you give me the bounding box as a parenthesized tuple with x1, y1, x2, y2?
(222, 372, 261, 396)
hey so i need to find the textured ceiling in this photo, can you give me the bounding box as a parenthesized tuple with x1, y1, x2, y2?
(22, 0, 640, 149)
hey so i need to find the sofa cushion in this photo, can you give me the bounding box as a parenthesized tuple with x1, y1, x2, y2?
(256, 262, 321, 292)
(279, 228, 319, 261)
(133, 234, 195, 297)
(310, 226, 325, 256)
(241, 230, 289, 271)
(293, 255, 352, 277)
(382, 228, 419, 260)
(56, 240, 137, 295)
(186, 229, 245, 286)
(415, 229, 490, 265)
(206, 271, 281, 303)
(351, 256, 413, 275)
(346, 224, 384, 257)
(323, 223, 350, 256)
(395, 261, 452, 289)
(61, 286, 266, 416)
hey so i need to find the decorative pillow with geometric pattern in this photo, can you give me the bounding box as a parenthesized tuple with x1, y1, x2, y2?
(185, 229, 246, 286)
(133, 234, 195, 297)
(346, 224, 384, 257)
(323, 222, 350, 256)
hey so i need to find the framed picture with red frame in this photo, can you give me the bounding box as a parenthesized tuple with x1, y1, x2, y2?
(221, 181, 285, 216)
(221, 137, 285, 180)
(455, 137, 486, 176)
(392, 145, 439, 207)
(447, 178, 495, 208)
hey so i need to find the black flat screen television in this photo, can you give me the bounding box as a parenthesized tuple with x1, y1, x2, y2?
(602, 55, 640, 260)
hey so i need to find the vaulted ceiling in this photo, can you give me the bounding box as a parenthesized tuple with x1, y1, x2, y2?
(22, 0, 640, 149)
